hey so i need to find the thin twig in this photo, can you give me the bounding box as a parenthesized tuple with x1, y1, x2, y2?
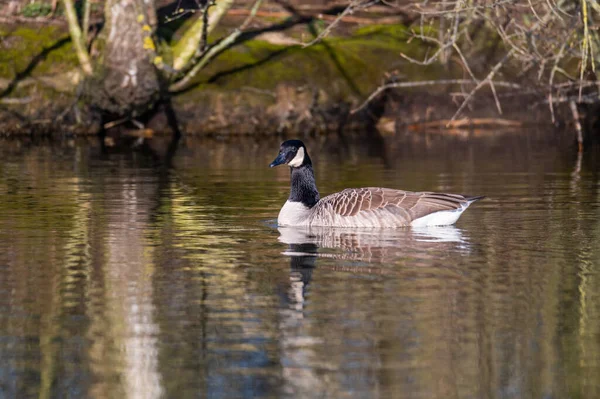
(569, 100, 584, 152)
(227, 8, 403, 24)
(82, 0, 91, 44)
(171, 0, 234, 72)
(400, 36, 457, 65)
(413, 0, 516, 16)
(448, 49, 515, 123)
(302, 0, 380, 48)
(548, 38, 570, 122)
(61, 0, 93, 75)
(408, 118, 523, 129)
(453, 43, 478, 82)
(351, 79, 521, 114)
(104, 117, 128, 129)
(200, 1, 212, 53)
(169, 0, 264, 92)
(579, 0, 593, 101)
(489, 79, 503, 114)
(0, 96, 32, 104)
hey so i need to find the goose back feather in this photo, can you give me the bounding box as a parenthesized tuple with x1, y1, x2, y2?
(308, 188, 481, 227)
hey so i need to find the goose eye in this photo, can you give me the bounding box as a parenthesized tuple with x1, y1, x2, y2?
(285, 149, 297, 162)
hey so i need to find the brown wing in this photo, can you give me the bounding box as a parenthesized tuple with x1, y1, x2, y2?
(316, 187, 472, 225)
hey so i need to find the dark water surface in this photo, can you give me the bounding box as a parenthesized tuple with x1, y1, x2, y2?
(0, 131, 599, 398)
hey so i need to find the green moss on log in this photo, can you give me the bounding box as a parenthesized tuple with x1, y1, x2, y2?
(170, 24, 440, 123)
(0, 24, 79, 79)
(183, 25, 440, 100)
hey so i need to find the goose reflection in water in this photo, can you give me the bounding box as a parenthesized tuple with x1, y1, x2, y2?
(278, 225, 470, 264)
(275, 226, 473, 396)
(277, 225, 471, 313)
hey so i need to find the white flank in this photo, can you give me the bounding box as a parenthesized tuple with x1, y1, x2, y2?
(410, 201, 474, 227)
(278, 200, 311, 226)
(288, 147, 305, 167)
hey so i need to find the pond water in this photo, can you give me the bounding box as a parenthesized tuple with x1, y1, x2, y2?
(0, 130, 599, 398)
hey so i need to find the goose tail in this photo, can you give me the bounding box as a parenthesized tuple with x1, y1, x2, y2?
(464, 195, 485, 203)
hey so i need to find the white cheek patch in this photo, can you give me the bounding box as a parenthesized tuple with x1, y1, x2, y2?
(288, 147, 305, 167)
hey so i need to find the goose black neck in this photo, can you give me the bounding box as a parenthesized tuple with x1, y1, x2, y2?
(289, 162, 320, 208)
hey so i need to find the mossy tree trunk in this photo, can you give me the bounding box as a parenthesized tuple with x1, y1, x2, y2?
(61, 0, 255, 132)
(86, 0, 161, 119)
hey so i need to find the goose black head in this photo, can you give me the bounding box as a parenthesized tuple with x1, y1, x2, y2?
(269, 140, 310, 168)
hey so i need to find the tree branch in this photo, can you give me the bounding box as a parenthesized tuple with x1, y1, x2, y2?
(351, 78, 521, 114)
(82, 0, 91, 44)
(200, 0, 211, 53)
(570, 100, 584, 152)
(302, 0, 379, 48)
(169, 0, 264, 92)
(171, 0, 235, 72)
(448, 49, 515, 123)
(62, 0, 93, 75)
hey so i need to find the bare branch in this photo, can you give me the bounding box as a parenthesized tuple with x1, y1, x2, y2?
(200, 1, 211, 54)
(453, 43, 477, 82)
(169, 0, 264, 92)
(351, 79, 521, 114)
(302, 0, 380, 48)
(409, 118, 523, 129)
(579, 0, 593, 100)
(413, 0, 516, 16)
(548, 37, 570, 122)
(0, 96, 32, 104)
(227, 7, 403, 24)
(489, 79, 503, 114)
(570, 100, 584, 152)
(61, 0, 93, 75)
(400, 36, 457, 65)
(171, 0, 235, 72)
(362, 0, 600, 130)
(82, 0, 91, 44)
(448, 49, 515, 123)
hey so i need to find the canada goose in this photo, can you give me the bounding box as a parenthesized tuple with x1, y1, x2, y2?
(269, 139, 484, 228)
